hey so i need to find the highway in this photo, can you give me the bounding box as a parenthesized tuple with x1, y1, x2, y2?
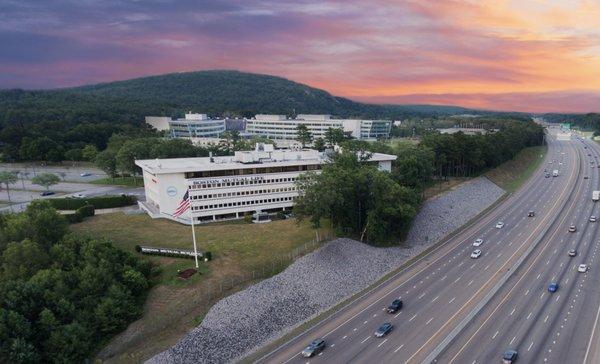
(256, 128, 598, 364)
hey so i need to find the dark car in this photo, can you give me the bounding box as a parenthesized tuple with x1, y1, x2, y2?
(301, 338, 326, 357)
(568, 249, 577, 257)
(40, 191, 55, 196)
(527, 211, 535, 217)
(544, 173, 550, 178)
(374, 322, 393, 337)
(387, 299, 403, 313)
(548, 282, 559, 292)
(502, 349, 518, 363)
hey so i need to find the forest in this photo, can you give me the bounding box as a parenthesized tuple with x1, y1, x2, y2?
(0, 201, 152, 363)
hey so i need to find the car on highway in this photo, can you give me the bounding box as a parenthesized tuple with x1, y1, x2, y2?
(374, 322, 393, 337)
(569, 225, 577, 232)
(470, 249, 482, 259)
(301, 338, 326, 357)
(578, 264, 588, 273)
(72, 193, 87, 199)
(80, 172, 92, 177)
(473, 238, 484, 247)
(527, 211, 535, 217)
(502, 349, 518, 363)
(590, 216, 597, 222)
(40, 191, 55, 196)
(495, 221, 505, 229)
(548, 282, 559, 292)
(584, 176, 589, 179)
(568, 249, 578, 257)
(387, 299, 403, 313)
(544, 172, 550, 178)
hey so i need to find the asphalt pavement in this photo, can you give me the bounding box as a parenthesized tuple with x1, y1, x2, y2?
(256, 129, 592, 364)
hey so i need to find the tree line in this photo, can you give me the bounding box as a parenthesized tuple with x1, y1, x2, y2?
(293, 118, 544, 244)
(0, 201, 152, 363)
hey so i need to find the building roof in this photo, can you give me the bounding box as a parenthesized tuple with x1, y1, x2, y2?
(135, 148, 396, 174)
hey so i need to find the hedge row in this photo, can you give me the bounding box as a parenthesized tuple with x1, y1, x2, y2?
(49, 194, 137, 210)
(65, 204, 95, 224)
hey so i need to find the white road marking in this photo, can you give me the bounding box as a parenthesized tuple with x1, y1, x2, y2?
(394, 344, 404, 353)
(492, 330, 499, 339)
(528, 341, 534, 351)
(432, 295, 439, 303)
(510, 336, 516, 345)
(426, 317, 434, 325)
(361, 336, 370, 344)
(510, 308, 516, 316)
(449, 297, 456, 304)
(378, 338, 388, 348)
(409, 314, 417, 322)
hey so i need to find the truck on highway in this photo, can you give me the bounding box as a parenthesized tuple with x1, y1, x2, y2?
(552, 169, 559, 177)
(593, 191, 600, 202)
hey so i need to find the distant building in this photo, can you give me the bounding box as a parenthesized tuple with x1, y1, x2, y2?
(145, 116, 171, 131)
(135, 144, 396, 224)
(245, 114, 392, 146)
(168, 113, 226, 138)
(437, 127, 495, 135)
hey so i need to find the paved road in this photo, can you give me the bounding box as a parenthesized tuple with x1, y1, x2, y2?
(256, 129, 591, 364)
(436, 135, 600, 363)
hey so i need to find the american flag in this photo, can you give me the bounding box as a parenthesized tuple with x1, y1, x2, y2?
(173, 189, 190, 218)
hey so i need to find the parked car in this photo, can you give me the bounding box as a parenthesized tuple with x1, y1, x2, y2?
(374, 322, 393, 337)
(495, 221, 505, 229)
(387, 299, 403, 314)
(80, 172, 92, 177)
(578, 264, 588, 273)
(568, 249, 577, 257)
(548, 282, 559, 292)
(590, 216, 597, 222)
(40, 191, 55, 196)
(473, 238, 484, 247)
(301, 338, 326, 357)
(569, 225, 577, 232)
(502, 349, 518, 363)
(527, 211, 535, 217)
(470, 249, 482, 259)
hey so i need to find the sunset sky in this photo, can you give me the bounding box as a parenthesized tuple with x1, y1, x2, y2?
(1, 0, 600, 113)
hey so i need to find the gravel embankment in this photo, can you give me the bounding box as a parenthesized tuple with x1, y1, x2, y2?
(148, 177, 505, 364)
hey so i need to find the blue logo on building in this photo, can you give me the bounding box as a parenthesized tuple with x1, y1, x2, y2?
(166, 186, 177, 197)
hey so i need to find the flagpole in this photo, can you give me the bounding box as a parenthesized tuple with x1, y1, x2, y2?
(188, 186, 199, 269)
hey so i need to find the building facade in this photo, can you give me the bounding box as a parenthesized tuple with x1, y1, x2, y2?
(168, 113, 226, 138)
(135, 144, 396, 224)
(245, 114, 392, 145)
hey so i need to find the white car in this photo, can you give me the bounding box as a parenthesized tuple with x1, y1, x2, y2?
(495, 222, 505, 229)
(473, 238, 484, 247)
(80, 172, 92, 177)
(590, 216, 597, 222)
(578, 264, 588, 273)
(72, 193, 87, 199)
(471, 249, 482, 259)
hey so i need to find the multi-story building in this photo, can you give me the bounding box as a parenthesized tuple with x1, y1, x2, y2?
(135, 144, 396, 224)
(167, 113, 226, 138)
(245, 114, 392, 145)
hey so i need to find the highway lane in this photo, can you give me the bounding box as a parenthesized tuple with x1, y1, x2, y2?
(257, 130, 577, 364)
(435, 134, 597, 363)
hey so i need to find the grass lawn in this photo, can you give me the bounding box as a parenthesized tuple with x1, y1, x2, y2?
(90, 176, 144, 187)
(485, 145, 548, 192)
(70, 214, 332, 363)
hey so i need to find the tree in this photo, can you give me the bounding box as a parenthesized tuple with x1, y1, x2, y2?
(294, 150, 420, 244)
(81, 145, 98, 161)
(31, 173, 60, 191)
(313, 138, 326, 151)
(64, 148, 83, 163)
(0, 171, 18, 203)
(296, 124, 313, 148)
(95, 150, 118, 178)
(324, 127, 347, 146)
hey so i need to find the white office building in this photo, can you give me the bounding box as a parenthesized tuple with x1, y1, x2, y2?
(245, 114, 392, 145)
(145, 113, 226, 138)
(135, 144, 396, 224)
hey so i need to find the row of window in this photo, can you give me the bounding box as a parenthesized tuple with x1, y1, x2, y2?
(185, 165, 321, 179)
(192, 195, 296, 210)
(192, 186, 297, 199)
(190, 176, 298, 189)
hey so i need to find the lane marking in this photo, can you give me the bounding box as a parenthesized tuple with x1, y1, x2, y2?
(361, 336, 370, 344)
(377, 338, 388, 348)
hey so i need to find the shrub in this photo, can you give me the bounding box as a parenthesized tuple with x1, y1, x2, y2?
(65, 212, 83, 224)
(204, 251, 213, 261)
(243, 212, 253, 223)
(48, 195, 137, 210)
(76, 204, 95, 218)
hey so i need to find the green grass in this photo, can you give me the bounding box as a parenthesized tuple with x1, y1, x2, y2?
(70, 213, 333, 362)
(486, 145, 548, 192)
(90, 176, 144, 187)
